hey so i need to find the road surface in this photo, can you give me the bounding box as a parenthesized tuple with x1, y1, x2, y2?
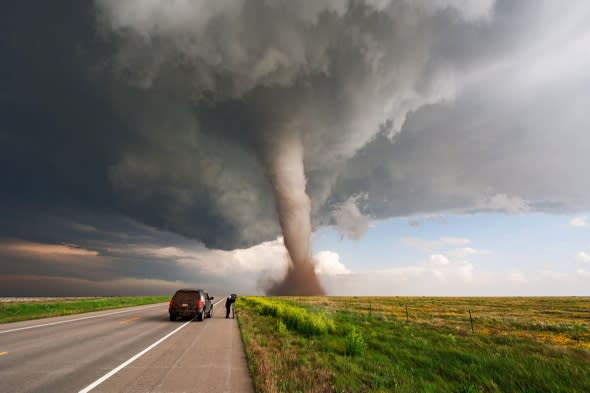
(0, 299, 254, 393)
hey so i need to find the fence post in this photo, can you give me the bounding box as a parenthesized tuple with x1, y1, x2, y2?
(468, 309, 474, 334)
(405, 304, 409, 322)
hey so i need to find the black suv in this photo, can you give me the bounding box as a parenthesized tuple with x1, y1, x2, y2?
(169, 289, 214, 321)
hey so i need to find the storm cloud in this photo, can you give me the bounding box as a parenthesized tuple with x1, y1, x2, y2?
(91, 0, 489, 250)
(1, 1, 589, 294)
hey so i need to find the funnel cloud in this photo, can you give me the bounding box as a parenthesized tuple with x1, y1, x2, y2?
(264, 135, 324, 294)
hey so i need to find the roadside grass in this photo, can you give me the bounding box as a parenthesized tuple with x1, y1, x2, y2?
(0, 296, 169, 324)
(242, 297, 335, 336)
(237, 296, 590, 393)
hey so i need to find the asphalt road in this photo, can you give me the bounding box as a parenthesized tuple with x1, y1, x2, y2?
(0, 299, 254, 393)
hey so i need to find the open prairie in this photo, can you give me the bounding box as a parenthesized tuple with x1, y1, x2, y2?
(237, 296, 590, 393)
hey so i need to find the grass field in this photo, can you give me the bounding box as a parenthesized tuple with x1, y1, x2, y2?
(0, 296, 169, 324)
(237, 296, 590, 393)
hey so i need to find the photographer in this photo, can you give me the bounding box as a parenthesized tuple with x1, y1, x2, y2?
(225, 293, 237, 318)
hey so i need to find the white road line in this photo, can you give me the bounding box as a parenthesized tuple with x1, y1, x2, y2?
(0, 303, 165, 334)
(78, 299, 225, 393)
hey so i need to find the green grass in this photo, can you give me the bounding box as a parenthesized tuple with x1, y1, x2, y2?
(242, 297, 335, 336)
(0, 296, 169, 323)
(236, 296, 590, 393)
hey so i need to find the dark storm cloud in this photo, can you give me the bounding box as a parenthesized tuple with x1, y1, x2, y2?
(92, 0, 500, 293)
(1, 1, 590, 294)
(0, 216, 253, 296)
(90, 0, 494, 249)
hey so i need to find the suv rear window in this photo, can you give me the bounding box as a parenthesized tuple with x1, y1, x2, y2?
(173, 290, 199, 304)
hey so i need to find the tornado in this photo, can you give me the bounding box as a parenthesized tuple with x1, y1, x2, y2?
(263, 134, 324, 295)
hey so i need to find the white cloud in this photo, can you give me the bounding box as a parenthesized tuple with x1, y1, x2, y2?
(569, 216, 588, 228)
(440, 237, 471, 246)
(509, 271, 527, 283)
(429, 254, 450, 266)
(458, 261, 475, 281)
(400, 237, 440, 252)
(400, 237, 488, 268)
(447, 247, 482, 258)
(313, 251, 351, 275)
(539, 270, 568, 280)
(319, 254, 477, 295)
(400, 236, 471, 252)
(320, 266, 589, 296)
(378, 253, 473, 282)
(428, 254, 474, 281)
(229, 238, 288, 273)
(576, 251, 590, 263)
(122, 238, 288, 277)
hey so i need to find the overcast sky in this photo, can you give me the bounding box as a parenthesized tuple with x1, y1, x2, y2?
(1, 1, 589, 296)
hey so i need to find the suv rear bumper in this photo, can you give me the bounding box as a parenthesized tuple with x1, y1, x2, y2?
(169, 308, 203, 317)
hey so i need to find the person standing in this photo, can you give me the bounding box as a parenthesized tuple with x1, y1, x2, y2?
(225, 293, 237, 318)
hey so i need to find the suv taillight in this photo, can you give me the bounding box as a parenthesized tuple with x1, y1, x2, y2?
(168, 298, 173, 309)
(197, 299, 204, 310)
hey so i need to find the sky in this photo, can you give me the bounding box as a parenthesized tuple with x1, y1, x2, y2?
(1, 1, 589, 296)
